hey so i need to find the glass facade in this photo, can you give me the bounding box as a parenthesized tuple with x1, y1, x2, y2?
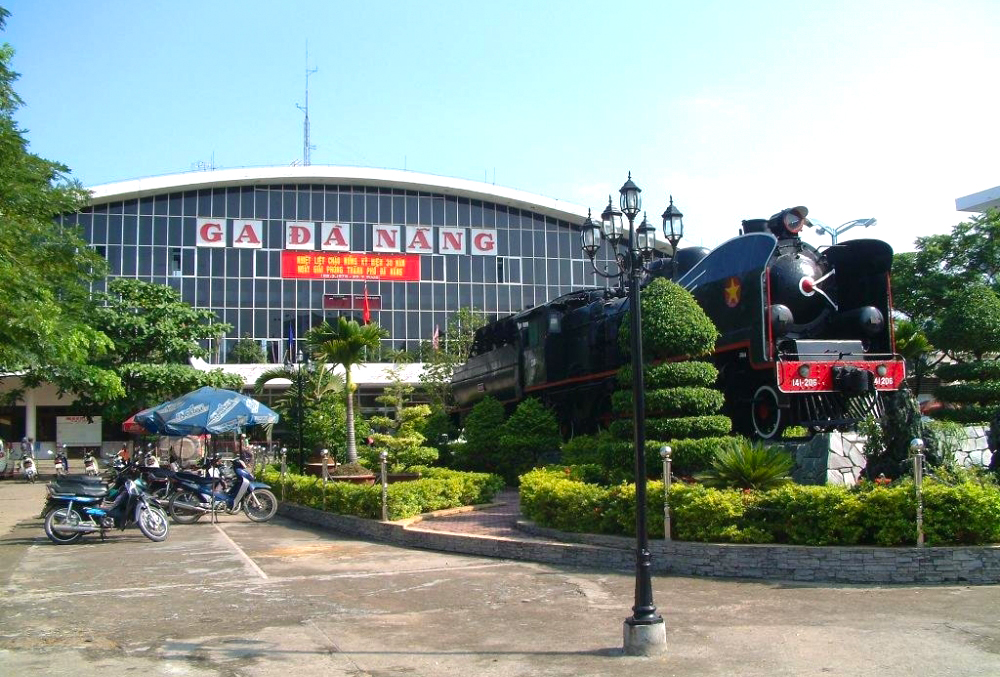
(65, 177, 613, 361)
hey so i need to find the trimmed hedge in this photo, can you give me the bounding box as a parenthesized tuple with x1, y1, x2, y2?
(932, 404, 997, 425)
(618, 360, 718, 389)
(612, 386, 725, 417)
(610, 415, 731, 440)
(937, 361, 1000, 383)
(935, 381, 1000, 404)
(262, 467, 504, 520)
(600, 436, 738, 477)
(518, 468, 1000, 546)
(619, 278, 719, 360)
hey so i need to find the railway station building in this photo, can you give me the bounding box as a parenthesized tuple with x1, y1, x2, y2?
(3, 165, 614, 451)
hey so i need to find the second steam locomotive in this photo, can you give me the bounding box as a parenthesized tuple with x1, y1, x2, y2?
(451, 206, 905, 440)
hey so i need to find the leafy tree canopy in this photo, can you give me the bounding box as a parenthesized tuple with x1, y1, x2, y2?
(74, 278, 238, 421)
(892, 208, 1000, 326)
(0, 11, 121, 401)
(420, 307, 489, 409)
(227, 334, 266, 363)
(927, 283, 1000, 360)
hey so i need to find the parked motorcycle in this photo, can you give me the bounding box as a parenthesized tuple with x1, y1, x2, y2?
(168, 457, 277, 523)
(54, 446, 69, 477)
(20, 454, 37, 483)
(43, 460, 169, 544)
(83, 450, 100, 476)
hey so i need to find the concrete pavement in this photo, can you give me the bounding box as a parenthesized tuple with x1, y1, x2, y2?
(1, 476, 999, 676)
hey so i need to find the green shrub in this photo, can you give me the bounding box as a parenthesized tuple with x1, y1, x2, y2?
(937, 361, 1000, 383)
(561, 432, 607, 465)
(461, 396, 506, 473)
(752, 484, 865, 545)
(696, 439, 794, 490)
(934, 381, 1000, 404)
(618, 360, 719, 389)
(619, 278, 718, 360)
(666, 436, 740, 474)
(644, 415, 732, 440)
(612, 386, 724, 417)
(262, 467, 503, 520)
(853, 483, 918, 546)
(668, 483, 761, 543)
(517, 468, 1000, 546)
(922, 480, 1000, 544)
(497, 398, 561, 484)
(518, 468, 610, 533)
(932, 405, 996, 425)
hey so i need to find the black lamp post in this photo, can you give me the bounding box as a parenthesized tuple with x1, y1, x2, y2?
(582, 172, 676, 655)
(285, 349, 307, 472)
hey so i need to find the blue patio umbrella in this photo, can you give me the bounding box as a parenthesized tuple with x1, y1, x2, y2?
(134, 387, 279, 436)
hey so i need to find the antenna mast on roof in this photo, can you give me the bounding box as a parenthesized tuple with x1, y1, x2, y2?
(296, 44, 318, 166)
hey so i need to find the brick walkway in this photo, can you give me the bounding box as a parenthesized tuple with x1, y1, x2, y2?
(409, 488, 526, 539)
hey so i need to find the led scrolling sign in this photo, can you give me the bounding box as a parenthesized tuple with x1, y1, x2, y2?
(195, 218, 498, 281)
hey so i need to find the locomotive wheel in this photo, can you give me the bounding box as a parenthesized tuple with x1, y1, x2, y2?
(751, 385, 785, 440)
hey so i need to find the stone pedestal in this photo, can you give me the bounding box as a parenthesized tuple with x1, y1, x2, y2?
(622, 618, 667, 656)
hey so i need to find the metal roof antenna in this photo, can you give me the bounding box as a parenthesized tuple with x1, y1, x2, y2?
(296, 43, 318, 166)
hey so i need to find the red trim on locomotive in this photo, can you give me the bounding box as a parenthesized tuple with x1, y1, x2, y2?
(776, 358, 905, 393)
(522, 367, 619, 394)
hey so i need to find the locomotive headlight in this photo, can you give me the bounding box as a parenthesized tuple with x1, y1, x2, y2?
(769, 304, 794, 337)
(783, 212, 807, 234)
(876, 364, 888, 377)
(798, 364, 811, 378)
(856, 306, 885, 336)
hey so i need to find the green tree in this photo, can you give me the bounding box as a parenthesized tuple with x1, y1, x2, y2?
(609, 278, 732, 475)
(420, 307, 489, 410)
(253, 361, 355, 467)
(73, 276, 239, 422)
(0, 11, 122, 402)
(928, 284, 1000, 361)
(497, 398, 560, 484)
(365, 367, 438, 471)
(893, 317, 934, 395)
(307, 317, 387, 463)
(892, 208, 1000, 326)
(227, 335, 266, 363)
(459, 395, 506, 474)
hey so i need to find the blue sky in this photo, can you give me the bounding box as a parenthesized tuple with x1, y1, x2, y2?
(4, 0, 998, 253)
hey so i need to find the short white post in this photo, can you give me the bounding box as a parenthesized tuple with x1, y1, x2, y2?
(280, 447, 288, 502)
(321, 448, 329, 511)
(660, 446, 672, 541)
(379, 450, 389, 521)
(910, 438, 925, 547)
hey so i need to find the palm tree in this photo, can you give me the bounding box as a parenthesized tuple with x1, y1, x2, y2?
(307, 317, 387, 463)
(253, 361, 345, 464)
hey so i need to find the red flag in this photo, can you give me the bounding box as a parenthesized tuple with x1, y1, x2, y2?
(362, 285, 371, 324)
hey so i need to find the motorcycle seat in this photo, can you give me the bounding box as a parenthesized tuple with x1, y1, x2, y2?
(61, 473, 105, 484)
(144, 467, 176, 479)
(175, 470, 217, 484)
(49, 483, 109, 498)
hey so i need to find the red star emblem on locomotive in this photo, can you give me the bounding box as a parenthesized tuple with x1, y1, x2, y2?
(724, 276, 741, 308)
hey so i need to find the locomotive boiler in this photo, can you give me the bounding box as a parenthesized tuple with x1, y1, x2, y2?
(451, 206, 905, 440)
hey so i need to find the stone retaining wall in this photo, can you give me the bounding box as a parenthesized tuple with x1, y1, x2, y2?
(278, 502, 1000, 585)
(791, 426, 995, 488)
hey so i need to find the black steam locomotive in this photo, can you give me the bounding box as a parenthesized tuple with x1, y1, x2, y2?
(451, 206, 905, 439)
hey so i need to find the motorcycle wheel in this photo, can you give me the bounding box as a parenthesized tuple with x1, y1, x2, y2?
(242, 489, 278, 522)
(44, 507, 84, 545)
(168, 490, 204, 524)
(136, 503, 169, 542)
